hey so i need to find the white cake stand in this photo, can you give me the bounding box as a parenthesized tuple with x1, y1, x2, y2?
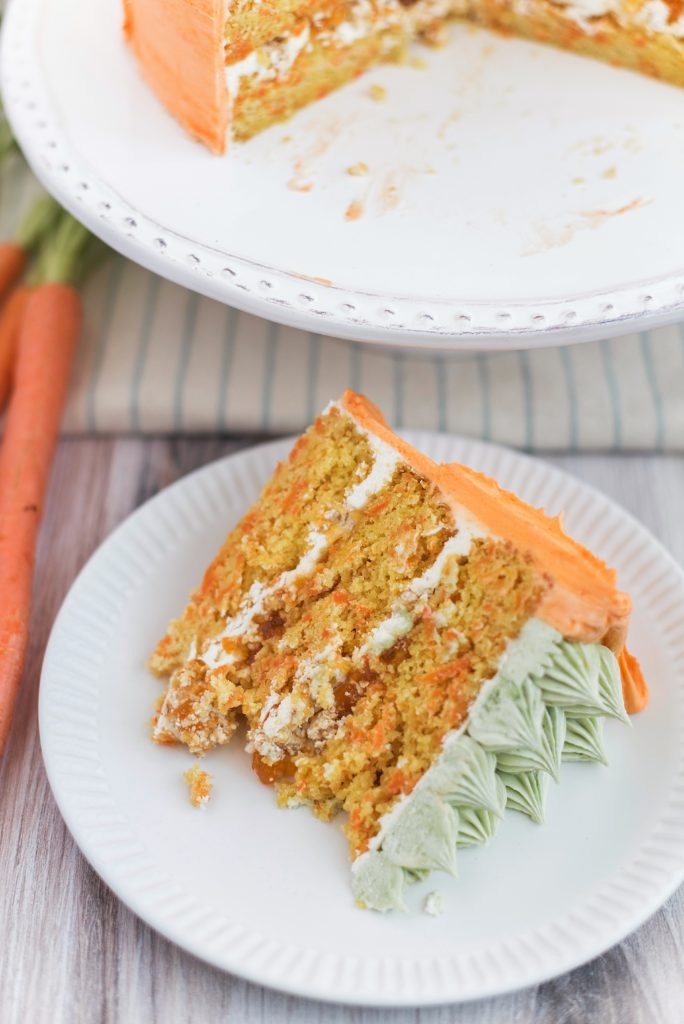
(2, 0, 684, 350)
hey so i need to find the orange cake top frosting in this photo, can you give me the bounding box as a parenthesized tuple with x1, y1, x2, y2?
(123, 0, 227, 153)
(339, 390, 648, 712)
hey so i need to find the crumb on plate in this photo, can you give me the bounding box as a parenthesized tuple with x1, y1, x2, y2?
(424, 891, 443, 917)
(184, 764, 213, 808)
(345, 199, 364, 221)
(422, 23, 450, 47)
(288, 178, 314, 192)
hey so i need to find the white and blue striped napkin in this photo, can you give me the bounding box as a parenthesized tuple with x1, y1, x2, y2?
(3, 160, 683, 449)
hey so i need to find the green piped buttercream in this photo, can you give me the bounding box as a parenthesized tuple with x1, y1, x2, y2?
(495, 706, 567, 782)
(352, 620, 629, 911)
(563, 715, 609, 765)
(499, 618, 561, 684)
(597, 646, 629, 724)
(404, 867, 430, 883)
(457, 806, 501, 847)
(536, 641, 628, 722)
(382, 791, 459, 876)
(351, 851, 407, 912)
(467, 676, 545, 753)
(500, 769, 549, 824)
(428, 735, 505, 815)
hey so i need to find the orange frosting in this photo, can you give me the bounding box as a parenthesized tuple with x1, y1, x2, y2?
(339, 390, 647, 712)
(618, 648, 649, 715)
(123, 0, 228, 153)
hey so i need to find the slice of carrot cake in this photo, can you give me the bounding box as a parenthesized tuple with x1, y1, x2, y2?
(123, 0, 684, 151)
(150, 390, 647, 911)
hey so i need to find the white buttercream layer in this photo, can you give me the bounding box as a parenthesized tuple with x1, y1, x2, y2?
(223, 0, 480, 105)
(251, 520, 480, 759)
(188, 406, 405, 674)
(201, 526, 329, 670)
(538, 0, 684, 36)
(634, 0, 684, 36)
(225, 23, 311, 97)
(225, 0, 684, 115)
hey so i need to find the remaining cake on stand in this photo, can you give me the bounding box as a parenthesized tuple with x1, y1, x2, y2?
(123, 0, 684, 151)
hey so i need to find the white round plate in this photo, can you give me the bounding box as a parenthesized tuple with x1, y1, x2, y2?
(4, 0, 684, 350)
(40, 432, 684, 1006)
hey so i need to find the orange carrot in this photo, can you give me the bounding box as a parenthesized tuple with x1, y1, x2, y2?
(0, 242, 26, 303)
(0, 283, 81, 753)
(0, 286, 32, 411)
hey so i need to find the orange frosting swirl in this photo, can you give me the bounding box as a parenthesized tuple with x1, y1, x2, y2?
(619, 648, 649, 714)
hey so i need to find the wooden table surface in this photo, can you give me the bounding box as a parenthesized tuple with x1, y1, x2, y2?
(2, 439, 684, 1024)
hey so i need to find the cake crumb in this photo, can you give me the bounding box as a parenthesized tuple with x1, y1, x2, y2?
(288, 178, 314, 192)
(347, 161, 369, 176)
(345, 199, 364, 221)
(368, 84, 386, 101)
(422, 23, 450, 47)
(380, 174, 400, 212)
(184, 765, 213, 808)
(424, 891, 443, 917)
(603, 166, 617, 179)
(410, 56, 428, 70)
(150, 697, 176, 745)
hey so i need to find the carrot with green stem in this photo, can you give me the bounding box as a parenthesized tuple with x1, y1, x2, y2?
(0, 196, 65, 411)
(0, 105, 25, 298)
(0, 242, 25, 303)
(0, 211, 107, 753)
(0, 106, 61, 303)
(0, 106, 17, 164)
(0, 193, 63, 299)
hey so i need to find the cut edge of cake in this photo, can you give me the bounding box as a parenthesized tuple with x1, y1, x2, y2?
(123, 0, 684, 151)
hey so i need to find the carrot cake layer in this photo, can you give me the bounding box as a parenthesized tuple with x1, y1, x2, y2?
(150, 391, 647, 911)
(124, 0, 684, 150)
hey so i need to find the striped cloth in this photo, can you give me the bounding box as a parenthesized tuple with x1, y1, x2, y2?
(3, 159, 684, 449)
